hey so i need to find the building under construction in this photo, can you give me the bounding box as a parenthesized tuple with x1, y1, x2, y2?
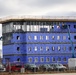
(0, 16, 76, 65)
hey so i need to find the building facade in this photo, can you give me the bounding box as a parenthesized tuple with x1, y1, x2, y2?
(0, 16, 76, 65)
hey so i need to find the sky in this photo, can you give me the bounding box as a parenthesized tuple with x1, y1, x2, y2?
(0, 0, 76, 17)
(0, 0, 76, 56)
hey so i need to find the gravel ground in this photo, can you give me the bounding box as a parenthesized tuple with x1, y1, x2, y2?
(0, 72, 76, 75)
(0, 70, 76, 75)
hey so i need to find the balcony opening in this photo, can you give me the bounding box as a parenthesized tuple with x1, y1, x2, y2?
(17, 36, 20, 40)
(52, 57, 55, 62)
(58, 57, 61, 61)
(40, 57, 44, 62)
(61, 24, 67, 29)
(28, 57, 32, 62)
(74, 36, 76, 39)
(74, 25, 76, 28)
(17, 58, 20, 62)
(63, 57, 66, 61)
(17, 47, 20, 51)
(69, 47, 72, 51)
(74, 46, 76, 50)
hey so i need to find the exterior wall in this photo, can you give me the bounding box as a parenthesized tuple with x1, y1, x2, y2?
(11, 33, 76, 43)
(3, 55, 26, 64)
(26, 55, 71, 65)
(2, 21, 76, 65)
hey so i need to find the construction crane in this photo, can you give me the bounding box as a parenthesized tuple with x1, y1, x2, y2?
(61, 24, 75, 58)
(67, 25, 75, 58)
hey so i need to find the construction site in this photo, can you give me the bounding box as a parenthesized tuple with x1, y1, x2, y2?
(0, 16, 76, 74)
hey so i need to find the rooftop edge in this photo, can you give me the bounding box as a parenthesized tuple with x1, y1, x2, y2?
(0, 16, 76, 23)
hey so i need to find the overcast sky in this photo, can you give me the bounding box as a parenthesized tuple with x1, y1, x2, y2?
(0, 0, 76, 17)
(0, 0, 76, 51)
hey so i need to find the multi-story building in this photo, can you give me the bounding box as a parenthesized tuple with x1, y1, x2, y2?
(0, 16, 76, 65)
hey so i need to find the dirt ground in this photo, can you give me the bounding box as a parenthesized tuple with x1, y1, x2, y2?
(0, 70, 76, 75)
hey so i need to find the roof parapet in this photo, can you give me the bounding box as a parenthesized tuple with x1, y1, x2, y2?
(0, 15, 76, 23)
